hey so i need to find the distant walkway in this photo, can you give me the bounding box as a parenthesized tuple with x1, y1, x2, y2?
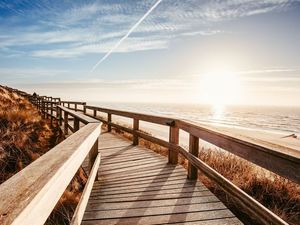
(81, 132, 242, 225)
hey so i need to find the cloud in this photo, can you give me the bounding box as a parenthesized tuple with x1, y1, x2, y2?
(0, 0, 298, 59)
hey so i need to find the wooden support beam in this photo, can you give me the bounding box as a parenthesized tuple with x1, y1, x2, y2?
(168, 126, 179, 164)
(74, 118, 80, 132)
(64, 111, 69, 135)
(188, 134, 199, 179)
(59, 107, 62, 126)
(107, 113, 112, 132)
(133, 119, 139, 145)
(89, 139, 99, 181)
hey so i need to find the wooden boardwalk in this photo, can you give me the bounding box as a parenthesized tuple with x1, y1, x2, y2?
(1, 87, 295, 225)
(81, 132, 242, 225)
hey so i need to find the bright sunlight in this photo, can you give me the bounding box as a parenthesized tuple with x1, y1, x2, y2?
(199, 70, 242, 107)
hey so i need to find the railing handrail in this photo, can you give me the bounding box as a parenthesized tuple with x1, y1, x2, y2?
(85, 105, 176, 126)
(179, 119, 300, 161)
(61, 101, 86, 104)
(58, 105, 98, 124)
(0, 123, 101, 225)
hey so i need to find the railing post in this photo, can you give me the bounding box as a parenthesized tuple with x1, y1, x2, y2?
(89, 139, 99, 181)
(42, 101, 46, 118)
(50, 102, 53, 125)
(107, 113, 112, 132)
(133, 119, 139, 145)
(168, 125, 179, 164)
(188, 134, 199, 179)
(75, 104, 77, 112)
(83, 103, 86, 113)
(45, 102, 48, 119)
(74, 118, 80, 132)
(64, 111, 69, 135)
(93, 109, 97, 117)
(56, 106, 60, 125)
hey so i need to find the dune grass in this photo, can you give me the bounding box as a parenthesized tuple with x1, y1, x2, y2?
(107, 124, 300, 225)
(0, 87, 87, 225)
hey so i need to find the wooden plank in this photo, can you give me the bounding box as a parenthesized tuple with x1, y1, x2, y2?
(71, 153, 101, 225)
(85, 195, 220, 211)
(99, 158, 167, 170)
(84, 202, 227, 220)
(99, 160, 168, 172)
(91, 185, 207, 198)
(87, 190, 213, 203)
(0, 123, 101, 225)
(89, 187, 209, 200)
(177, 218, 242, 225)
(95, 176, 191, 190)
(82, 209, 237, 225)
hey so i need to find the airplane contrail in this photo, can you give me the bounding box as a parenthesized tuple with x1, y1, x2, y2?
(90, 0, 163, 72)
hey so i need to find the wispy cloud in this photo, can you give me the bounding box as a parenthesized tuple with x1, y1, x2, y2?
(1, 0, 297, 59)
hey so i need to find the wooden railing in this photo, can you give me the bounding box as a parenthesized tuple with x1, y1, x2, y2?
(0, 93, 102, 225)
(1, 86, 299, 225)
(84, 105, 299, 225)
(61, 101, 86, 112)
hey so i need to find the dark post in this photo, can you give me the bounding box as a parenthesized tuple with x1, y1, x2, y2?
(74, 118, 80, 132)
(107, 113, 112, 132)
(133, 119, 139, 145)
(168, 125, 179, 164)
(64, 111, 69, 135)
(187, 134, 199, 179)
(89, 139, 99, 180)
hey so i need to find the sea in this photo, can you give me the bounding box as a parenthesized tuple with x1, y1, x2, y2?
(89, 102, 300, 136)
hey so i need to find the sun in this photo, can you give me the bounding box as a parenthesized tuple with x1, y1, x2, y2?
(199, 70, 242, 108)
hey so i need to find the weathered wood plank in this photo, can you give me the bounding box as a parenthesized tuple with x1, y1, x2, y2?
(82, 209, 238, 225)
(85, 195, 220, 211)
(84, 202, 227, 220)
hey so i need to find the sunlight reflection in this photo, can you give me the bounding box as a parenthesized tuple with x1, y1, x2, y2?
(212, 104, 224, 121)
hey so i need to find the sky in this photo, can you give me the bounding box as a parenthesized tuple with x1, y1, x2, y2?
(1, 0, 300, 106)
